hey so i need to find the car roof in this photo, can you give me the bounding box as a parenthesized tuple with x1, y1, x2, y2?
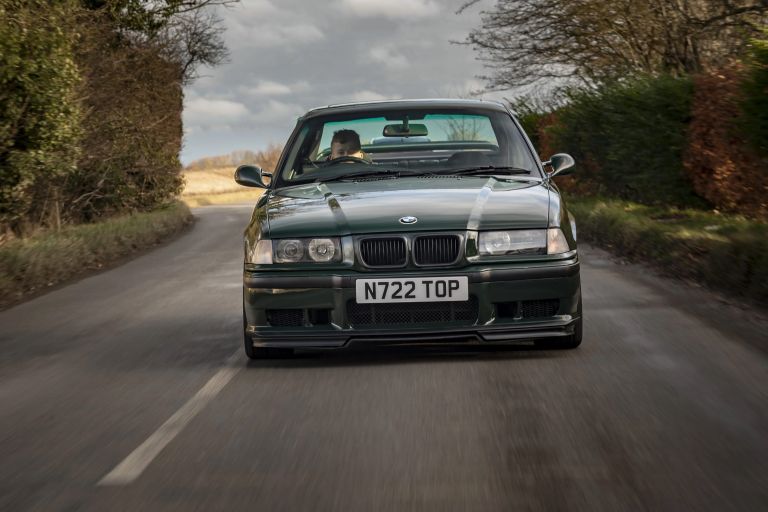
(302, 98, 512, 119)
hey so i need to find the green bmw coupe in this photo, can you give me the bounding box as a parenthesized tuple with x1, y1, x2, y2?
(236, 99, 581, 359)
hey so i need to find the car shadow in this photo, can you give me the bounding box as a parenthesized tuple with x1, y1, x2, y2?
(246, 342, 570, 369)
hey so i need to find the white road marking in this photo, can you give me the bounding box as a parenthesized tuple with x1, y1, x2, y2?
(98, 350, 243, 486)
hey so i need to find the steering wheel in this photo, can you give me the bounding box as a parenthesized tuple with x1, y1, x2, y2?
(320, 155, 371, 167)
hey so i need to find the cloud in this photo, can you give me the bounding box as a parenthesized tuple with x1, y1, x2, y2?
(184, 97, 250, 127)
(222, 2, 324, 49)
(254, 100, 306, 123)
(337, 0, 440, 19)
(243, 80, 293, 96)
(437, 78, 487, 98)
(181, 0, 499, 163)
(368, 46, 409, 70)
(226, 22, 324, 49)
(349, 90, 392, 102)
(234, 0, 279, 16)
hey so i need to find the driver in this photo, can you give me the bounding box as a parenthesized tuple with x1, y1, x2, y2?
(329, 129, 370, 162)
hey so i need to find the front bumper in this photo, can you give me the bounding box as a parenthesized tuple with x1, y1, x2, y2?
(244, 256, 580, 349)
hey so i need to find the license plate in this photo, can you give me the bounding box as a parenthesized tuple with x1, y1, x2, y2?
(355, 277, 468, 303)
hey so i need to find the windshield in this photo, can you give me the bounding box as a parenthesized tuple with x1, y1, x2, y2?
(276, 108, 540, 186)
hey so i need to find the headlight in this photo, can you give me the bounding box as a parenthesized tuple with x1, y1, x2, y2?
(275, 239, 304, 263)
(478, 230, 546, 256)
(246, 237, 343, 264)
(246, 239, 272, 264)
(308, 238, 336, 262)
(479, 231, 513, 256)
(476, 228, 571, 257)
(547, 228, 570, 254)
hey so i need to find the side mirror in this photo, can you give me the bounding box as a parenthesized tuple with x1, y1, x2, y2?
(543, 153, 575, 178)
(234, 164, 270, 188)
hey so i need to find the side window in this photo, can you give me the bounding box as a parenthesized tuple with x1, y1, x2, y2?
(306, 127, 323, 161)
(283, 124, 312, 179)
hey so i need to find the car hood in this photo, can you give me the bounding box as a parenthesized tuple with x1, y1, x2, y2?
(263, 176, 551, 237)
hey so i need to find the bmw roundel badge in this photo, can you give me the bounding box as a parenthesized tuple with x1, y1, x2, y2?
(399, 216, 418, 224)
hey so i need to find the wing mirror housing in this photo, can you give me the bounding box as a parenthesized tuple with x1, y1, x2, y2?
(234, 164, 271, 188)
(543, 153, 575, 178)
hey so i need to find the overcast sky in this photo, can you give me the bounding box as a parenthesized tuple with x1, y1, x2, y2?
(181, 0, 504, 164)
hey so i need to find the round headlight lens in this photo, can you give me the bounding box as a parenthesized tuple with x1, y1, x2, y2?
(308, 238, 336, 262)
(275, 239, 304, 262)
(480, 231, 512, 255)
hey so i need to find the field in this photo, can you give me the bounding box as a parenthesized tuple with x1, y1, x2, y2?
(181, 167, 264, 206)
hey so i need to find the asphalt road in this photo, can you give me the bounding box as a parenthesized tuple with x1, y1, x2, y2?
(1, 204, 767, 511)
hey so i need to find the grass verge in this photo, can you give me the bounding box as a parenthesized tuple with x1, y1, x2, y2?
(568, 197, 768, 303)
(0, 201, 193, 308)
(181, 189, 264, 207)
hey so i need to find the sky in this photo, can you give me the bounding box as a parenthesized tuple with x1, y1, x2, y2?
(181, 0, 506, 164)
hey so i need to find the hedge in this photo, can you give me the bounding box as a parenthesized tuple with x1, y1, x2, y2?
(569, 197, 768, 303)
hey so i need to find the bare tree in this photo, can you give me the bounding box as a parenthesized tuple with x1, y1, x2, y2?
(82, 0, 236, 83)
(155, 8, 229, 83)
(460, 0, 768, 89)
(445, 117, 485, 141)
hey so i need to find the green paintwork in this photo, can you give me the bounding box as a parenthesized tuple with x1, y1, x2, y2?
(262, 177, 551, 238)
(244, 265, 580, 330)
(234, 164, 268, 188)
(238, 100, 582, 354)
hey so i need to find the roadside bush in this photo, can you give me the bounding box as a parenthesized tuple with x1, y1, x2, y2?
(0, 0, 82, 234)
(740, 28, 768, 157)
(1, 1, 227, 234)
(569, 197, 768, 303)
(64, 14, 184, 223)
(685, 64, 768, 218)
(544, 76, 703, 208)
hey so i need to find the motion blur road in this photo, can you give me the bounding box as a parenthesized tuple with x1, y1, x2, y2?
(1, 204, 767, 511)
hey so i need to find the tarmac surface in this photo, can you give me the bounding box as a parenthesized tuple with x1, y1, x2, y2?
(1, 203, 766, 511)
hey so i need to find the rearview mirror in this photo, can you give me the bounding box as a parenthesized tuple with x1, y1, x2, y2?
(383, 123, 428, 137)
(234, 164, 270, 188)
(543, 153, 575, 178)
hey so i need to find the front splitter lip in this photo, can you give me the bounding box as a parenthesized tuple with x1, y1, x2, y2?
(248, 318, 577, 349)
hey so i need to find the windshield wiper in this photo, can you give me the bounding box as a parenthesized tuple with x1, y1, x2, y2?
(440, 166, 532, 176)
(314, 169, 406, 183)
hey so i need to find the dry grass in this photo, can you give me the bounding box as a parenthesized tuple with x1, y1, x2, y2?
(181, 167, 264, 206)
(182, 167, 242, 195)
(182, 189, 264, 207)
(0, 202, 193, 308)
